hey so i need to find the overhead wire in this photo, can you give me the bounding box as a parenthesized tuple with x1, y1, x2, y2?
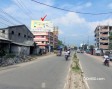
(0, 15, 15, 25)
(0, 9, 23, 25)
(31, 0, 112, 15)
(13, 0, 32, 20)
(19, 0, 33, 18)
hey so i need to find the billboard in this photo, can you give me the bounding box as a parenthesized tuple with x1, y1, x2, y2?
(31, 20, 54, 32)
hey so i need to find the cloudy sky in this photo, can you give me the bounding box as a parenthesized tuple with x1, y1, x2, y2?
(1, 0, 112, 46)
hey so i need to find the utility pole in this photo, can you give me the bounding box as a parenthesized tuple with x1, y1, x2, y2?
(87, 35, 89, 49)
(48, 30, 51, 53)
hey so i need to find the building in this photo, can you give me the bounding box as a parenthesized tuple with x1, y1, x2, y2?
(94, 25, 112, 50)
(31, 20, 58, 50)
(0, 25, 39, 56)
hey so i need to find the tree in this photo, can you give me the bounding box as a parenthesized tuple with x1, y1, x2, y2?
(82, 44, 88, 50)
(89, 45, 94, 50)
(74, 46, 77, 50)
(58, 40, 63, 45)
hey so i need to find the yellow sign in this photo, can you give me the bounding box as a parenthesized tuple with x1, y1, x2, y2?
(31, 20, 54, 32)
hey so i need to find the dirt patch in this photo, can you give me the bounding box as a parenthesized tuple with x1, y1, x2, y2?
(65, 53, 88, 89)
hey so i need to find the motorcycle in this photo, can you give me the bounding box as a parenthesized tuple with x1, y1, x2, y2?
(104, 59, 109, 67)
(65, 55, 69, 61)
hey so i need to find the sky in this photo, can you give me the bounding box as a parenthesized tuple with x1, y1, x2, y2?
(1, 0, 112, 46)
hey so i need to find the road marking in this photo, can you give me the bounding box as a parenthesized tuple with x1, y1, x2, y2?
(78, 56, 90, 89)
(41, 82, 46, 88)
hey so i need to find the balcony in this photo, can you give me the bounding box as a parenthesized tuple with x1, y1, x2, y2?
(99, 40, 108, 43)
(99, 29, 108, 32)
(35, 42, 47, 46)
(99, 34, 108, 37)
(99, 45, 108, 49)
(34, 38, 48, 41)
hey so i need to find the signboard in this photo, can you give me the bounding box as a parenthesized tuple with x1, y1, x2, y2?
(31, 20, 54, 32)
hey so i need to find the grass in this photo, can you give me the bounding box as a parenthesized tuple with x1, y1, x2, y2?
(72, 53, 81, 73)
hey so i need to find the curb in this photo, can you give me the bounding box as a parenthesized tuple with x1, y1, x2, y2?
(78, 56, 90, 89)
(63, 53, 73, 89)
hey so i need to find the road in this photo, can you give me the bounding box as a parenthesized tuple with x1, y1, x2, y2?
(77, 53, 112, 89)
(0, 53, 72, 89)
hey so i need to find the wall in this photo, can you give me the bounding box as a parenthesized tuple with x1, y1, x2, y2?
(9, 26, 33, 44)
(11, 44, 30, 55)
(0, 29, 9, 39)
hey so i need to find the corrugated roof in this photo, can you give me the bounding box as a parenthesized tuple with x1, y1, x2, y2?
(0, 37, 11, 42)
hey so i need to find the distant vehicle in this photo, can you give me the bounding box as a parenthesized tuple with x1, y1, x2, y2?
(86, 50, 90, 54)
(77, 49, 81, 53)
(80, 50, 84, 53)
(109, 54, 112, 61)
(94, 49, 102, 56)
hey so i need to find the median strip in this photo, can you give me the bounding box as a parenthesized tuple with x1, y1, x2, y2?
(64, 53, 89, 89)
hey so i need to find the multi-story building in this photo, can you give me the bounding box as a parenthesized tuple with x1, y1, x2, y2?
(32, 30, 58, 49)
(94, 25, 112, 50)
(0, 25, 39, 55)
(31, 20, 58, 50)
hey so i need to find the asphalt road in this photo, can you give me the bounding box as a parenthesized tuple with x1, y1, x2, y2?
(0, 53, 72, 89)
(77, 53, 112, 89)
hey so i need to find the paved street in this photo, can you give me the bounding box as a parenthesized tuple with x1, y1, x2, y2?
(0, 53, 72, 89)
(77, 53, 112, 89)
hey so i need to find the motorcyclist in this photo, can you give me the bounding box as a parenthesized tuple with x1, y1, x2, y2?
(103, 54, 110, 66)
(64, 50, 69, 60)
(67, 49, 70, 57)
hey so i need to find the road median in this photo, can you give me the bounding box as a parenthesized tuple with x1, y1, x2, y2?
(64, 53, 89, 89)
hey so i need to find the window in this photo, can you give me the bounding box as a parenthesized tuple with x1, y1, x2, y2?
(11, 31, 14, 34)
(24, 35, 26, 38)
(42, 36, 44, 38)
(2, 30, 5, 33)
(18, 33, 21, 36)
(28, 36, 30, 38)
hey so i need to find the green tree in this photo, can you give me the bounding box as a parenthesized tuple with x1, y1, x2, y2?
(82, 44, 88, 50)
(58, 40, 64, 46)
(89, 45, 94, 50)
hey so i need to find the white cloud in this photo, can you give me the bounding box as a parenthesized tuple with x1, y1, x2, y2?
(108, 3, 112, 9)
(59, 30, 64, 35)
(53, 12, 85, 26)
(85, 2, 92, 7)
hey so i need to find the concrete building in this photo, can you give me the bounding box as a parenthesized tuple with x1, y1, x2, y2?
(31, 20, 58, 50)
(0, 25, 39, 56)
(94, 25, 112, 50)
(32, 30, 58, 50)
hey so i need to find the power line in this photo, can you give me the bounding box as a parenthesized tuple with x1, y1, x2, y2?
(0, 21, 9, 26)
(0, 15, 15, 25)
(19, 0, 33, 18)
(31, 0, 112, 15)
(13, 0, 32, 20)
(0, 9, 23, 25)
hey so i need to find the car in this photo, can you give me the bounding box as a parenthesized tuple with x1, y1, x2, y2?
(109, 54, 112, 61)
(77, 49, 81, 53)
(80, 50, 84, 53)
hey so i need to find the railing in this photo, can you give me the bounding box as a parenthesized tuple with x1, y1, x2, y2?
(100, 45, 108, 49)
(99, 40, 108, 43)
(99, 34, 108, 37)
(99, 29, 108, 32)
